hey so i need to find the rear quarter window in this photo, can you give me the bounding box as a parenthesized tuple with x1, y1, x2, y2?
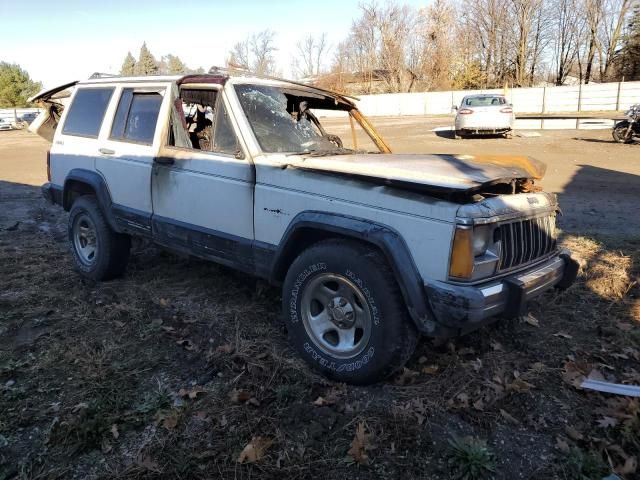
(62, 88, 114, 137)
(110, 90, 164, 145)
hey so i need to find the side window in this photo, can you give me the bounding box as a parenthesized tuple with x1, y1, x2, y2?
(212, 101, 240, 156)
(110, 89, 163, 144)
(62, 88, 114, 137)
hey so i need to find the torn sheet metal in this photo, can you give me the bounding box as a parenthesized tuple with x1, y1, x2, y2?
(581, 379, 640, 397)
(285, 153, 547, 194)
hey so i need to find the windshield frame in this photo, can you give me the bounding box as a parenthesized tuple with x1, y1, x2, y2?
(230, 80, 391, 155)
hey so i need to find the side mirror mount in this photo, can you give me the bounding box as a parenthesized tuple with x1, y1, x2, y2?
(452, 105, 458, 110)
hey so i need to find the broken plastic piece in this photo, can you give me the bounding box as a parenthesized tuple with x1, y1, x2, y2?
(580, 379, 640, 397)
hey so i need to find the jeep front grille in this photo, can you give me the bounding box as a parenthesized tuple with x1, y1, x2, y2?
(496, 215, 557, 271)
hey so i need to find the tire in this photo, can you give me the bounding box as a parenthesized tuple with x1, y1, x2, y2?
(282, 239, 419, 385)
(612, 121, 632, 144)
(68, 195, 131, 281)
(454, 130, 463, 139)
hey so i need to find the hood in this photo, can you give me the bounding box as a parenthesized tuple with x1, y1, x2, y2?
(285, 153, 546, 194)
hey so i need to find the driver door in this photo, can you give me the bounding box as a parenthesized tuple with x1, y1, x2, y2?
(151, 84, 255, 269)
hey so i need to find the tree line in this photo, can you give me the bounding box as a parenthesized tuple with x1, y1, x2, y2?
(119, 42, 204, 76)
(224, 0, 640, 94)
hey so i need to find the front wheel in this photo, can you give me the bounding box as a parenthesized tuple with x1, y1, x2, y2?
(68, 196, 131, 281)
(612, 121, 632, 144)
(282, 240, 418, 385)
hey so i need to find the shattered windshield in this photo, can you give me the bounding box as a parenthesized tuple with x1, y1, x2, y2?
(234, 84, 352, 154)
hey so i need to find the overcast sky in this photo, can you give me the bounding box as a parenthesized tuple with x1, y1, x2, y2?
(3, 0, 431, 89)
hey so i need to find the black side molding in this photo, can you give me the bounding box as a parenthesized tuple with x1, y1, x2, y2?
(270, 211, 436, 333)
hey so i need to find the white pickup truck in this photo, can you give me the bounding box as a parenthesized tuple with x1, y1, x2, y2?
(29, 70, 578, 384)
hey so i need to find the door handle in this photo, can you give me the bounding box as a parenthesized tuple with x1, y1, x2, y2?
(99, 148, 115, 155)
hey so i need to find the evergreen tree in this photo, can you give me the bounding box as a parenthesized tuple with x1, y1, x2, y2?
(619, 6, 640, 81)
(120, 51, 136, 76)
(0, 62, 42, 108)
(166, 55, 186, 74)
(135, 42, 158, 76)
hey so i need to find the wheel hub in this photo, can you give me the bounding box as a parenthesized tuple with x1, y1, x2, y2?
(327, 296, 355, 329)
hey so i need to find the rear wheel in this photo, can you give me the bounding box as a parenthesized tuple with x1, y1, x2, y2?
(612, 121, 632, 144)
(68, 196, 130, 281)
(454, 130, 464, 139)
(282, 239, 418, 385)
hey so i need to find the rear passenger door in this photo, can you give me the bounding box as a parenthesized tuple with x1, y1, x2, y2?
(97, 84, 169, 237)
(49, 86, 114, 190)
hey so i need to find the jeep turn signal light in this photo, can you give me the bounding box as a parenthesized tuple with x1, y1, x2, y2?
(449, 227, 474, 279)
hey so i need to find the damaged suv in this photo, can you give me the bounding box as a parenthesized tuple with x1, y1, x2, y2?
(30, 70, 578, 384)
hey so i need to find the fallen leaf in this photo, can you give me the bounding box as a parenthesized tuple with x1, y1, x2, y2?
(616, 456, 638, 475)
(193, 411, 210, 422)
(587, 369, 606, 381)
(597, 416, 619, 428)
(247, 397, 260, 407)
(101, 438, 112, 453)
(422, 364, 439, 374)
(473, 399, 485, 411)
(616, 322, 633, 332)
(181, 317, 197, 324)
(490, 340, 504, 351)
(136, 455, 161, 473)
(507, 377, 534, 393)
(176, 339, 196, 351)
(553, 331, 573, 339)
(470, 358, 483, 372)
(562, 361, 590, 388)
(114, 320, 125, 328)
(523, 314, 540, 327)
(216, 344, 234, 354)
(178, 386, 207, 399)
(159, 298, 169, 307)
(555, 436, 571, 454)
(565, 425, 583, 441)
(111, 424, 119, 439)
(161, 414, 178, 430)
(418, 356, 428, 364)
(72, 402, 89, 413)
(313, 396, 330, 406)
(500, 408, 520, 425)
(347, 422, 374, 465)
(394, 367, 419, 386)
(161, 326, 176, 334)
(237, 436, 273, 463)
(230, 389, 252, 404)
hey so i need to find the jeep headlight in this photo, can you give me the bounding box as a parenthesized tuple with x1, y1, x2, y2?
(472, 226, 491, 257)
(449, 225, 493, 280)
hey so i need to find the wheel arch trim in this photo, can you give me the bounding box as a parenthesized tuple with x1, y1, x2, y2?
(63, 169, 120, 232)
(271, 211, 436, 332)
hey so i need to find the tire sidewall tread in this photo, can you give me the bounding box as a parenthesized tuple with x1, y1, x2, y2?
(283, 239, 418, 385)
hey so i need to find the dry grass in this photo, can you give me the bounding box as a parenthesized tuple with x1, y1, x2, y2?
(1, 202, 639, 479)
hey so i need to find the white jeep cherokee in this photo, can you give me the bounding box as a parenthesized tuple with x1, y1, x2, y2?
(29, 71, 578, 384)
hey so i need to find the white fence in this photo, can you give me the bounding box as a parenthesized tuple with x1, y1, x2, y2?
(0, 107, 42, 125)
(354, 81, 640, 117)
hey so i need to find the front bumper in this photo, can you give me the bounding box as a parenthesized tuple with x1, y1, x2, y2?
(424, 250, 578, 336)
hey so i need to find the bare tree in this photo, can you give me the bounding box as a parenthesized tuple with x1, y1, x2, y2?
(552, 0, 583, 85)
(510, 0, 545, 86)
(228, 40, 250, 70)
(227, 30, 278, 76)
(292, 33, 328, 78)
(251, 30, 278, 76)
(600, 0, 634, 80)
(582, 0, 604, 83)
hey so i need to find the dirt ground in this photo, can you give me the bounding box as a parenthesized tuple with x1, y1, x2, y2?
(0, 124, 639, 479)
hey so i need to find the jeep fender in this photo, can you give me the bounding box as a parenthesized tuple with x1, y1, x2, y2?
(63, 169, 120, 232)
(271, 211, 438, 334)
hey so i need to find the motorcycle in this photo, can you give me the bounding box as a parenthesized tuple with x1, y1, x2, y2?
(612, 104, 640, 144)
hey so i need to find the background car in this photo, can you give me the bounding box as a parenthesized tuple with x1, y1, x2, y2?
(0, 118, 13, 131)
(453, 94, 514, 139)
